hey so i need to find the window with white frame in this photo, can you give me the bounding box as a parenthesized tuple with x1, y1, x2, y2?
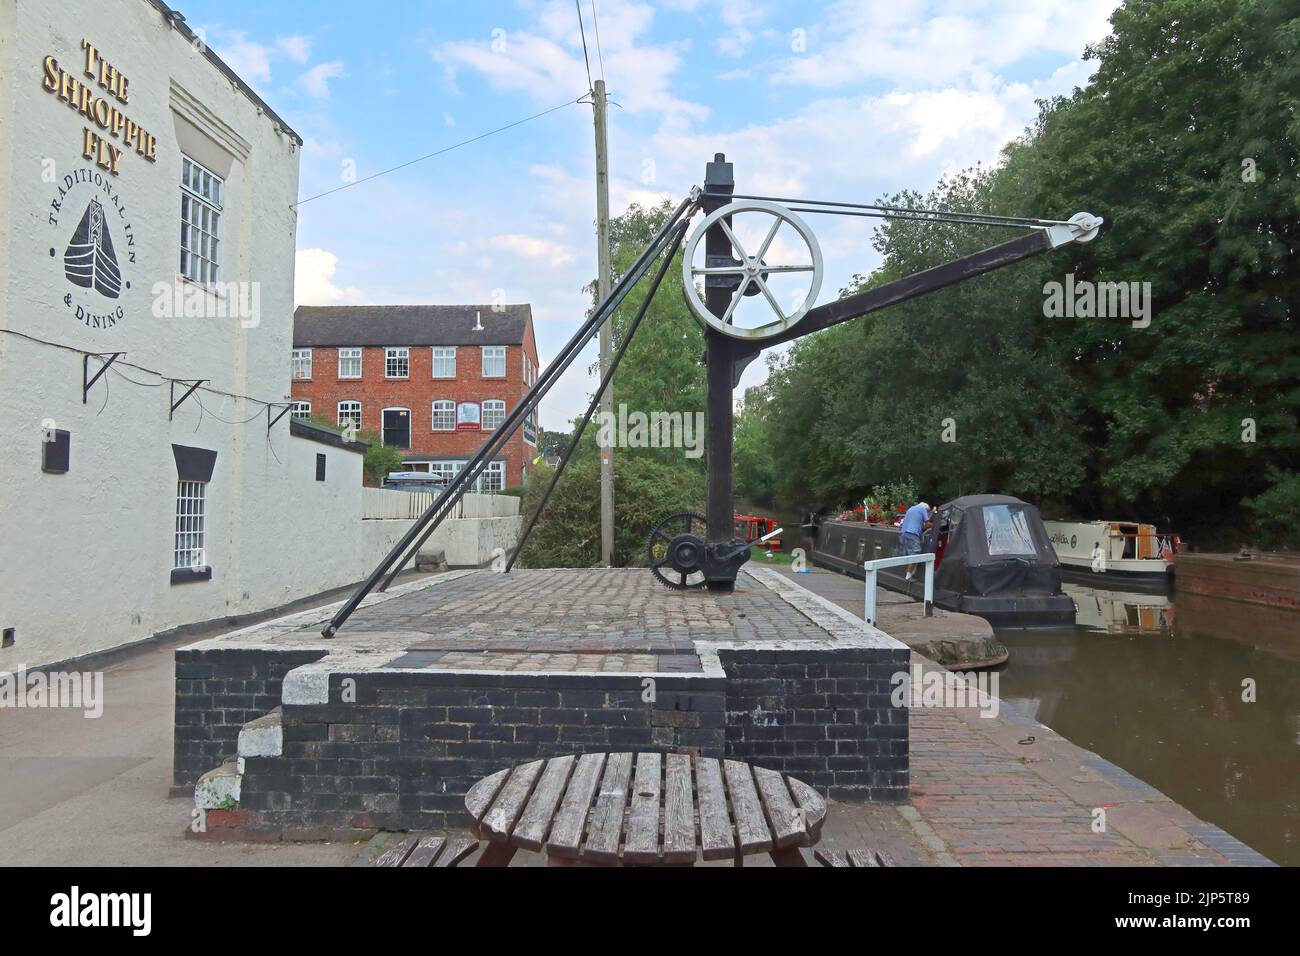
(432, 347, 457, 378)
(338, 347, 362, 379)
(431, 400, 455, 431)
(338, 401, 361, 431)
(290, 401, 311, 420)
(179, 156, 223, 285)
(427, 460, 504, 493)
(482, 400, 506, 431)
(523, 353, 534, 386)
(385, 347, 409, 378)
(482, 346, 506, 377)
(174, 480, 207, 570)
(477, 461, 505, 492)
(292, 348, 312, 380)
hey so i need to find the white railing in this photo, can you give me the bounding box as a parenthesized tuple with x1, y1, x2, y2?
(360, 488, 522, 521)
(361, 487, 434, 520)
(863, 552, 935, 627)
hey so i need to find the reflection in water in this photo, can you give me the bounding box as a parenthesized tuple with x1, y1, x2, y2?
(996, 585, 1300, 865)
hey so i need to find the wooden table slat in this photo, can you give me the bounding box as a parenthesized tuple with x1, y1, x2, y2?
(435, 837, 479, 868)
(786, 776, 827, 841)
(372, 834, 419, 867)
(581, 752, 634, 864)
(401, 835, 446, 867)
(661, 753, 697, 864)
(512, 755, 577, 851)
(848, 849, 881, 868)
(753, 765, 808, 848)
(695, 756, 736, 861)
(723, 759, 773, 854)
(622, 752, 663, 864)
(545, 752, 607, 859)
(464, 766, 511, 829)
(481, 759, 545, 842)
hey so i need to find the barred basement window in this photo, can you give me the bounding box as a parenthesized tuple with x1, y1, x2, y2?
(431, 400, 455, 431)
(482, 400, 505, 430)
(179, 156, 223, 285)
(385, 347, 409, 378)
(338, 347, 362, 379)
(482, 346, 506, 378)
(432, 346, 457, 378)
(292, 348, 312, 380)
(338, 401, 361, 430)
(174, 480, 207, 570)
(290, 401, 311, 420)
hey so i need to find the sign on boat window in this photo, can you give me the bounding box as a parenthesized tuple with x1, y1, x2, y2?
(983, 505, 1037, 556)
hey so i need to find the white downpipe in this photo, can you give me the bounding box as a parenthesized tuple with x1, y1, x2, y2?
(863, 552, 935, 627)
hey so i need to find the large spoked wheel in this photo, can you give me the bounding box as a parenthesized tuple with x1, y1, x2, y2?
(647, 511, 709, 591)
(682, 200, 824, 341)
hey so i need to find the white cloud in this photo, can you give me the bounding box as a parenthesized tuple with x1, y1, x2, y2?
(433, 1, 708, 123)
(770, 0, 1115, 88)
(482, 234, 579, 267)
(295, 248, 363, 306)
(277, 34, 312, 64)
(299, 61, 345, 98)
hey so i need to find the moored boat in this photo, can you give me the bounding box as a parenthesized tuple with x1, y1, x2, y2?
(807, 494, 1076, 629)
(1044, 519, 1177, 592)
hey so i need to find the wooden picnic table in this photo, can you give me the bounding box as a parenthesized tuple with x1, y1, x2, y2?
(464, 752, 827, 867)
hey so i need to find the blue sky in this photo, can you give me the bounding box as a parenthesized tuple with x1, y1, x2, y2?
(179, 0, 1119, 425)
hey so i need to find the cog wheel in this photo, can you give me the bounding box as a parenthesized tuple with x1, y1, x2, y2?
(647, 511, 709, 591)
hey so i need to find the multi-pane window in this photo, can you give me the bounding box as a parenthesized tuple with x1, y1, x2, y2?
(385, 347, 409, 378)
(179, 156, 223, 285)
(432, 347, 457, 378)
(174, 480, 207, 570)
(426, 460, 504, 493)
(482, 400, 506, 430)
(338, 401, 361, 431)
(292, 348, 312, 380)
(290, 401, 311, 420)
(482, 346, 506, 377)
(477, 461, 505, 493)
(431, 400, 455, 431)
(338, 347, 362, 379)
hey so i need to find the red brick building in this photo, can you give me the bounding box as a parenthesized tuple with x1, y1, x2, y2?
(290, 305, 541, 489)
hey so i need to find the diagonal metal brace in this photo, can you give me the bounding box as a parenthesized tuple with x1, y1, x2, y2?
(267, 403, 293, 432)
(82, 352, 123, 404)
(169, 379, 208, 420)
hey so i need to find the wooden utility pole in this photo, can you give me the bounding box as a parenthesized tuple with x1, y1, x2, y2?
(593, 79, 615, 567)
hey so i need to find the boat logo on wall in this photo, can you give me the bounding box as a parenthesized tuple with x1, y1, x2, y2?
(64, 199, 122, 298)
(46, 167, 136, 331)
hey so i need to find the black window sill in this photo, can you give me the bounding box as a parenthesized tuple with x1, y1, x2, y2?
(171, 566, 213, 585)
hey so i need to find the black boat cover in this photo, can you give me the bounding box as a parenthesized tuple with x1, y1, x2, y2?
(931, 495, 1063, 597)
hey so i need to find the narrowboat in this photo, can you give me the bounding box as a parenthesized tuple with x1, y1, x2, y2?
(1043, 520, 1178, 592)
(807, 494, 1076, 629)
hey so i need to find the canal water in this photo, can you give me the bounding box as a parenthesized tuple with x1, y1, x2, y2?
(994, 581, 1300, 866)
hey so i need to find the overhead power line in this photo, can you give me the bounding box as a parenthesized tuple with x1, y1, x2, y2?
(575, 0, 594, 92)
(294, 96, 585, 207)
(590, 0, 607, 82)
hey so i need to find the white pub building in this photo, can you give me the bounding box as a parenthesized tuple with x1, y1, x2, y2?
(0, 0, 396, 667)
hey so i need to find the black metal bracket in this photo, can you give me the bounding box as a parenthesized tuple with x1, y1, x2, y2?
(169, 379, 208, 420)
(82, 352, 123, 404)
(267, 403, 293, 432)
